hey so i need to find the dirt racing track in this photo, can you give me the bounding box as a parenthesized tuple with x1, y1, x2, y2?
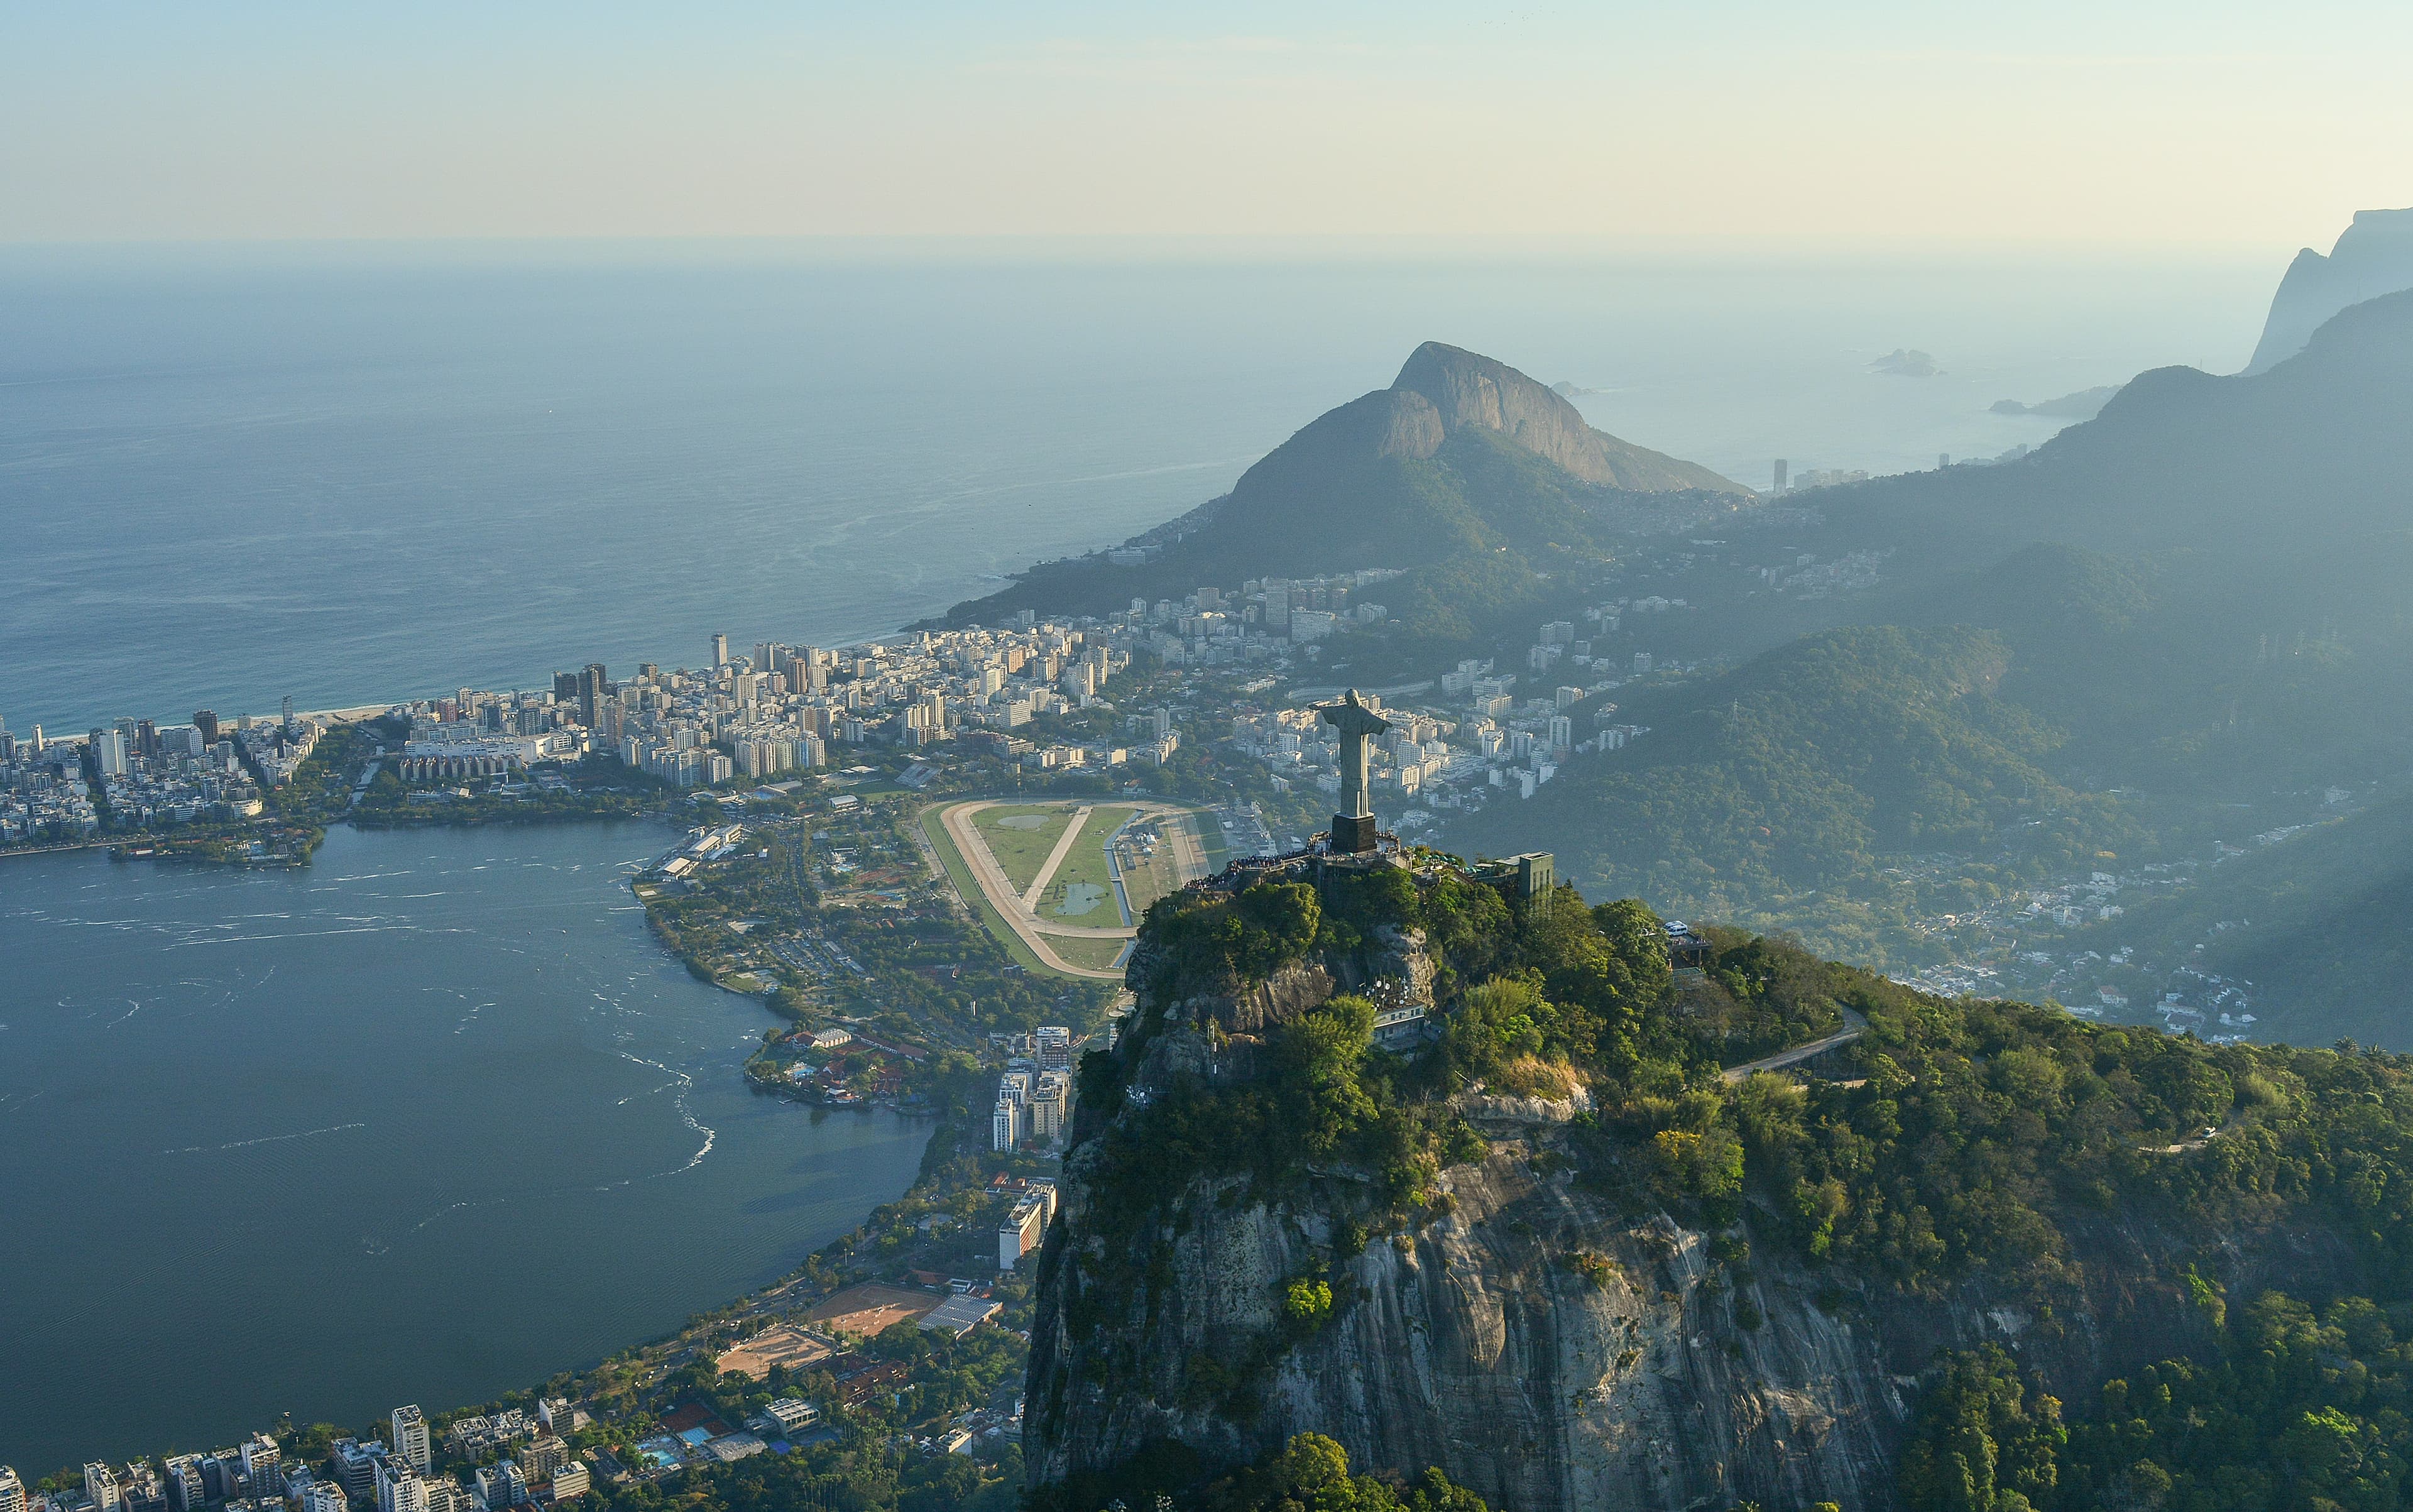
(933, 799, 1206, 980)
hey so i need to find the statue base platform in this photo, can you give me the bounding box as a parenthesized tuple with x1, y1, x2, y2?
(1330, 813, 1378, 855)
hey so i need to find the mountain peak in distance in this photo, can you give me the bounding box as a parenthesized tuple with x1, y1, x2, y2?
(2245, 206, 2413, 373)
(1387, 341, 1740, 493)
(937, 342, 1742, 625)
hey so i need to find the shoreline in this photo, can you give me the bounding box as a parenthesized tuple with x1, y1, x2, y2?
(0, 818, 949, 1472)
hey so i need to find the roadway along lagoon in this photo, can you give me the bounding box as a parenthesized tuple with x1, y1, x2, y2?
(0, 821, 929, 1471)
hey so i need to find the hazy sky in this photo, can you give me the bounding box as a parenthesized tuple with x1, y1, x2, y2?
(4, 1, 2408, 246)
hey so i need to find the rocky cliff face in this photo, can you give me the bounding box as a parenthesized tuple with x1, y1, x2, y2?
(1391, 342, 1741, 493)
(2245, 207, 2413, 373)
(1032, 912, 2370, 1512)
(1029, 1057, 2358, 1512)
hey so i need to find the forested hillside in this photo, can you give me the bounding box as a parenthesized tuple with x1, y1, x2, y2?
(1456, 623, 2145, 963)
(1028, 854, 2413, 1512)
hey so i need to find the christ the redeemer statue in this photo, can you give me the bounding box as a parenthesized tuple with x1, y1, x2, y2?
(1318, 689, 1392, 854)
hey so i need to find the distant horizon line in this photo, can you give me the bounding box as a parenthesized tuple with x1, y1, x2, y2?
(0, 230, 2301, 271)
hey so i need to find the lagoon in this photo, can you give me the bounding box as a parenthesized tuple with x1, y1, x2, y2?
(0, 821, 928, 1471)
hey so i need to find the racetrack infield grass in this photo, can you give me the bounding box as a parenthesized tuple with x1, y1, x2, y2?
(1046, 933, 1133, 973)
(918, 804, 1078, 980)
(1038, 806, 1137, 921)
(973, 803, 1081, 894)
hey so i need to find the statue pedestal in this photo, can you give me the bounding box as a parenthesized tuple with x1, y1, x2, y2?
(1330, 813, 1378, 855)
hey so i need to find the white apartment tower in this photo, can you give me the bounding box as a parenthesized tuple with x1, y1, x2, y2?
(240, 1438, 281, 1498)
(1034, 1026, 1074, 1070)
(0, 1466, 25, 1512)
(85, 1465, 122, 1512)
(392, 1406, 430, 1472)
(377, 1459, 427, 1512)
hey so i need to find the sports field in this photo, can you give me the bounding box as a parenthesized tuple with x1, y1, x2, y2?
(973, 803, 1080, 893)
(807, 1283, 939, 1337)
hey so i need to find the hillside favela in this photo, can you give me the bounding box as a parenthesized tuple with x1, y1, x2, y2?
(13, 10, 2413, 1512)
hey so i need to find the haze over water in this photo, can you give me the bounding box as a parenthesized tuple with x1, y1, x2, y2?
(0, 822, 928, 1472)
(0, 241, 2273, 735)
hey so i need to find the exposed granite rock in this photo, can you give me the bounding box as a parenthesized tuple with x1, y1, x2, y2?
(1029, 1083, 2356, 1512)
(1169, 958, 1342, 1038)
(1146, 924, 1436, 1040)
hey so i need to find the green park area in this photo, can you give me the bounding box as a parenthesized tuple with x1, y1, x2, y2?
(973, 803, 1080, 893)
(1047, 934, 1132, 973)
(1039, 806, 1137, 922)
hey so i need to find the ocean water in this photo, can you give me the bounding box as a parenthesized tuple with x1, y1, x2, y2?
(0, 822, 929, 1472)
(0, 241, 2277, 735)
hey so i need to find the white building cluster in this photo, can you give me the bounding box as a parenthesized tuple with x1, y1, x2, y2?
(394, 623, 1141, 792)
(396, 720, 559, 784)
(0, 713, 269, 842)
(234, 716, 322, 789)
(990, 1026, 1076, 1151)
(13, 1412, 591, 1512)
(1217, 600, 1673, 826)
(1115, 570, 1406, 668)
(995, 1179, 1060, 1271)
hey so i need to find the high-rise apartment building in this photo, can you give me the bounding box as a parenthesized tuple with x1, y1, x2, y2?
(711, 632, 730, 669)
(376, 1458, 425, 1512)
(161, 1458, 203, 1512)
(391, 1406, 430, 1473)
(89, 727, 129, 777)
(519, 1437, 566, 1484)
(0, 1465, 25, 1512)
(329, 1438, 386, 1501)
(1034, 1026, 1074, 1070)
(241, 1437, 282, 1498)
(473, 1462, 525, 1510)
(85, 1464, 123, 1512)
(580, 665, 608, 728)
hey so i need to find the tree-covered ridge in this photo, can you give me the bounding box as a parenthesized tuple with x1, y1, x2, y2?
(1730, 989, 2413, 1292)
(1820, 288, 2413, 566)
(1465, 623, 2143, 963)
(1099, 863, 1876, 1271)
(1106, 850, 2413, 1303)
(1049, 849, 2413, 1509)
(1902, 1287, 2413, 1512)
